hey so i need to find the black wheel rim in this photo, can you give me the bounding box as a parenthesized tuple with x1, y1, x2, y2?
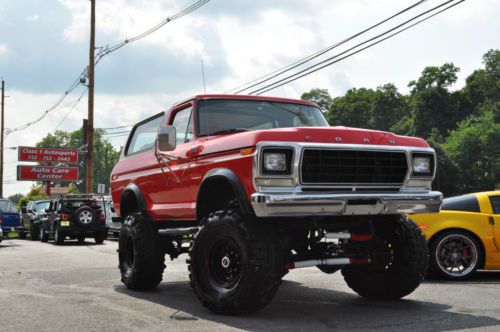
(371, 239, 395, 272)
(436, 234, 478, 277)
(208, 238, 242, 289)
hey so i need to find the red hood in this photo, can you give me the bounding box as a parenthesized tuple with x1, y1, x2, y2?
(195, 127, 429, 155)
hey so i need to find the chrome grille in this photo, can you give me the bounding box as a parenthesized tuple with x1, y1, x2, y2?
(301, 149, 408, 186)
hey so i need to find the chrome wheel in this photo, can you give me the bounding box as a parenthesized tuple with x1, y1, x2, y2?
(79, 210, 93, 224)
(435, 233, 478, 278)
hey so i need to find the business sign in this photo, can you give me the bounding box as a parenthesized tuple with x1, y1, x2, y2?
(17, 165, 79, 182)
(18, 146, 78, 164)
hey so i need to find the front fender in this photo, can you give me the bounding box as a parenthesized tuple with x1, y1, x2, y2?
(197, 168, 253, 219)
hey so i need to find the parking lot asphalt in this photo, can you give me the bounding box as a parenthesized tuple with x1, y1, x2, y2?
(1, 238, 500, 332)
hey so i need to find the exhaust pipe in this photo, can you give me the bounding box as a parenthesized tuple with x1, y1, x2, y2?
(284, 257, 370, 270)
(324, 232, 372, 242)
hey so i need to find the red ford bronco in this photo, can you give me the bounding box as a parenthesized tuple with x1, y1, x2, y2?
(110, 94, 442, 314)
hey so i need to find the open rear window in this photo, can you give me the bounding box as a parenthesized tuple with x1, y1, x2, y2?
(441, 195, 480, 213)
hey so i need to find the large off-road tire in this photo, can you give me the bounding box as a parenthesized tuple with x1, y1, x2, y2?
(188, 210, 283, 314)
(94, 230, 106, 244)
(30, 223, 39, 241)
(118, 212, 165, 290)
(341, 215, 428, 300)
(54, 226, 65, 245)
(73, 206, 96, 228)
(40, 227, 49, 243)
(429, 230, 483, 280)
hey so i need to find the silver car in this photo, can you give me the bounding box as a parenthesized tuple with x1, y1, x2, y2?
(104, 198, 121, 237)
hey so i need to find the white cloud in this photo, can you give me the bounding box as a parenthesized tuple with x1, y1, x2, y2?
(0, 43, 9, 54)
(27, 14, 39, 22)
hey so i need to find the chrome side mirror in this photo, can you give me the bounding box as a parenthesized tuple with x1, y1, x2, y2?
(158, 125, 176, 152)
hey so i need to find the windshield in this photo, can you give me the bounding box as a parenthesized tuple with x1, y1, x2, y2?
(198, 99, 329, 136)
(0, 200, 9, 210)
(34, 201, 50, 212)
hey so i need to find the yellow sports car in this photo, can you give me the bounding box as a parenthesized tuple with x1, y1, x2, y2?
(410, 191, 500, 279)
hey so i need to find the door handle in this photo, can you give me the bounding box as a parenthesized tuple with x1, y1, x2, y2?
(186, 146, 202, 158)
(489, 216, 495, 225)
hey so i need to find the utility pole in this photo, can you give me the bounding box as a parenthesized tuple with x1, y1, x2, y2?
(86, 0, 95, 194)
(82, 119, 88, 192)
(0, 80, 4, 198)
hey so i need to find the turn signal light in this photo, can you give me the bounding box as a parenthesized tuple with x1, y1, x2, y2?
(418, 225, 428, 230)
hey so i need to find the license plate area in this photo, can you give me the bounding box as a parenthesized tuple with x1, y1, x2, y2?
(60, 221, 70, 226)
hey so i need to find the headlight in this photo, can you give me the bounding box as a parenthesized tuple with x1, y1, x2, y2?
(411, 153, 434, 176)
(413, 157, 430, 173)
(264, 153, 286, 171)
(261, 148, 293, 175)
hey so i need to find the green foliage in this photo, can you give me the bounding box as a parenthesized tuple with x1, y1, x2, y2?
(36, 128, 121, 193)
(305, 49, 500, 196)
(426, 139, 462, 196)
(408, 63, 459, 93)
(7, 193, 24, 206)
(67, 183, 79, 194)
(17, 185, 49, 210)
(444, 101, 500, 193)
(328, 88, 376, 128)
(372, 84, 407, 132)
(301, 88, 333, 110)
(327, 84, 407, 132)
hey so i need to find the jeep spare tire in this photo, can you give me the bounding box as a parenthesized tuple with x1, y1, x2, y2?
(74, 206, 95, 227)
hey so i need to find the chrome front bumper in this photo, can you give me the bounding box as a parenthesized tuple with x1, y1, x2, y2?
(251, 191, 443, 217)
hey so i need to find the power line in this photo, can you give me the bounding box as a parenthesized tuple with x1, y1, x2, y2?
(53, 87, 89, 132)
(94, 0, 211, 62)
(250, 0, 464, 95)
(102, 130, 130, 136)
(4, 69, 86, 136)
(227, 0, 428, 95)
(5, 0, 211, 138)
(98, 124, 133, 130)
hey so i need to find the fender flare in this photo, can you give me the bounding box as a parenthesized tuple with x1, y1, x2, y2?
(197, 168, 253, 219)
(120, 183, 147, 217)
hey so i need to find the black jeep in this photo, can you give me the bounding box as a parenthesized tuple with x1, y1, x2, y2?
(40, 194, 107, 245)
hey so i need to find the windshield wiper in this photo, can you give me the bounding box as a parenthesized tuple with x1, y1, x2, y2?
(206, 128, 251, 136)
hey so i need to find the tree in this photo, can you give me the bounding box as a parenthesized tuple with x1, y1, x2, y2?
(444, 101, 500, 192)
(372, 84, 407, 132)
(8, 193, 24, 206)
(301, 88, 333, 110)
(427, 138, 463, 196)
(464, 49, 500, 107)
(17, 185, 49, 209)
(67, 183, 80, 194)
(408, 63, 463, 138)
(328, 88, 376, 128)
(408, 63, 459, 93)
(36, 129, 121, 193)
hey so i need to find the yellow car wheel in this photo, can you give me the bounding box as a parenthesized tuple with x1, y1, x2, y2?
(430, 230, 483, 279)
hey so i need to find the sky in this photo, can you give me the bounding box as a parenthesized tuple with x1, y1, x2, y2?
(0, 0, 498, 196)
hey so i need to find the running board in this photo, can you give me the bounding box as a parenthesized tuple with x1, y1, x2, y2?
(158, 227, 199, 236)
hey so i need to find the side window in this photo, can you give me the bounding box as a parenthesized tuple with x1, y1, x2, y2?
(490, 196, 500, 214)
(126, 114, 164, 155)
(171, 106, 194, 144)
(441, 195, 480, 213)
